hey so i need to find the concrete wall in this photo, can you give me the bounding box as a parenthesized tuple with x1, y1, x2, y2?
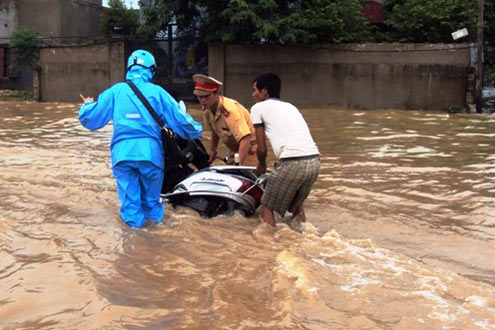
(39, 41, 125, 102)
(0, 0, 17, 41)
(60, 0, 103, 41)
(209, 43, 472, 110)
(16, 0, 102, 43)
(1, 0, 103, 91)
(17, 0, 62, 38)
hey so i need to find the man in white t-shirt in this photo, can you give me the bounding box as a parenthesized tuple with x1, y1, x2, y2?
(251, 72, 320, 227)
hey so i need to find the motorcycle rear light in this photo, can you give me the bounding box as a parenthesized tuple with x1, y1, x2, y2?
(235, 177, 253, 193)
(248, 186, 263, 206)
(235, 176, 263, 206)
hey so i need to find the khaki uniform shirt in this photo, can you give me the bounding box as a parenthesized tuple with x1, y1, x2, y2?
(203, 96, 257, 165)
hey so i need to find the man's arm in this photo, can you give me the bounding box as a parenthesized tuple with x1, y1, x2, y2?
(78, 89, 113, 131)
(157, 90, 202, 139)
(238, 135, 251, 165)
(209, 131, 220, 163)
(254, 125, 267, 174)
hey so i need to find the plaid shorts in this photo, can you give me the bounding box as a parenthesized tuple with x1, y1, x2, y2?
(262, 155, 320, 216)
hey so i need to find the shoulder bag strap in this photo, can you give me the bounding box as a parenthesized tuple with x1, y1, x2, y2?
(126, 80, 171, 134)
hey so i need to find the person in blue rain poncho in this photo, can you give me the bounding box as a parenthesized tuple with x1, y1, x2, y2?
(79, 49, 202, 228)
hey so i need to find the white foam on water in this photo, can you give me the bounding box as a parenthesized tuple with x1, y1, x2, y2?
(357, 134, 441, 141)
(457, 133, 495, 137)
(406, 146, 436, 154)
(475, 320, 494, 329)
(272, 229, 495, 328)
(465, 295, 487, 307)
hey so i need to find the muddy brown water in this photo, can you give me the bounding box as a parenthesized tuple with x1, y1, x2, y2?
(1, 100, 495, 329)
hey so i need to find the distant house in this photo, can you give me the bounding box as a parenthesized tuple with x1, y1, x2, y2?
(363, 0, 384, 24)
(0, 0, 104, 90)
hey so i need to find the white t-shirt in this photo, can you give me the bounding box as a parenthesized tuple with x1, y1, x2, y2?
(251, 98, 319, 159)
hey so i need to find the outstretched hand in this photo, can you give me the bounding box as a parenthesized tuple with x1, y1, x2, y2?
(79, 94, 94, 103)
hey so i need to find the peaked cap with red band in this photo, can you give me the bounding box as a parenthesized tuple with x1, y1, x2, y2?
(193, 74, 223, 96)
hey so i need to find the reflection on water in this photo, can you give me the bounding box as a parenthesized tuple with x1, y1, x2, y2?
(1, 101, 495, 329)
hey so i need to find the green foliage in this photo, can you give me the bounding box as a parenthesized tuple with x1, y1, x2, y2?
(382, 0, 495, 85)
(447, 104, 462, 114)
(100, 0, 140, 35)
(138, 0, 201, 38)
(287, 0, 373, 43)
(382, 0, 478, 43)
(483, 1, 495, 86)
(485, 66, 495, 87)
(140, 0, 372, 44)
(0, 89, 34, 101)
(10, 27, 41, 70)
(138, 0, 495, 80)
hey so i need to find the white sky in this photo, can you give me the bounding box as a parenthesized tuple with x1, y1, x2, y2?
(102, 0, 140, 9)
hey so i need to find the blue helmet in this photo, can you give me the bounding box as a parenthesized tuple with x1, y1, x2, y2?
(127, 49, 156, 74)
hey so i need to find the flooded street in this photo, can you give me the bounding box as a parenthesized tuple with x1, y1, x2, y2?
(1, 100, 495, 329)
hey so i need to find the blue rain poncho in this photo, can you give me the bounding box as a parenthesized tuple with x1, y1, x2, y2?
(79, 66, 202, 169)
(79, 65, 202, 227)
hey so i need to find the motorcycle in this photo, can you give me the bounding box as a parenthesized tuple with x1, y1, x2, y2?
(160, 135, 266, 218)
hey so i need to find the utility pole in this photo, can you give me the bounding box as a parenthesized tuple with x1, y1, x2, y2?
(475, 0, 484, 113)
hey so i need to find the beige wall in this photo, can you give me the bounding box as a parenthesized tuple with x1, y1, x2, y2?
(39, 42, 125, 102)
(38, 42, 472, 109)
(60, 0, 103, 41)
(16, 0, 103, 43)
(209, 43, 472, 111)
(0, 0, 17, 41)
(17, 0, 62, 38)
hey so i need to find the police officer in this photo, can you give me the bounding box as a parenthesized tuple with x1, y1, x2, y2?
(79, 50, 202, 228)
(193, 74, 257, 166)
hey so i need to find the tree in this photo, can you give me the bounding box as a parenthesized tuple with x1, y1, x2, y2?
(382, 0, 478, 43)
(100, 0, 140, 35)
(139, 0, 373, 44)
(483, 1, 495, 85)
(10, 27, 42, 70)
(382, 0, 494, 85)
(138, 0, 199, 38)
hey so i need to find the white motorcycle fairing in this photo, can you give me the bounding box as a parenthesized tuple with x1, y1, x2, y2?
(161, 165, 264, 218)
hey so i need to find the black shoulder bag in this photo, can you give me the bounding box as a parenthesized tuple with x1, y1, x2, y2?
(126, 81, 191, 192)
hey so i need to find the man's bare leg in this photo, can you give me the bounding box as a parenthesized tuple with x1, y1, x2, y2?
(261, 205, 276, 226)
(292, 204, 306, 222)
